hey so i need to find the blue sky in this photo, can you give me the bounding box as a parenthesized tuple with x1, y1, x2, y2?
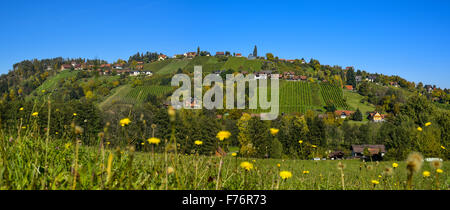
(1, 0, 449, 88)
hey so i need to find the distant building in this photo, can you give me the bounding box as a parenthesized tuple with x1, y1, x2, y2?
(248, 53, 257, 60)
(351, 144, 386, 160)
(424, 85, 433, 93)
(235, 53, 242, 57)
(366, 75, 377, 82)
(369, 112, 386, 122)
(344, 85, 354, 91)
(335, 110, 355, 119)
(389, 81, 399, 87)
(184, 52, 197, 58)
(61, 64, 72, 71)
(158, 54, 167, 61)
(215, 52, 225, 56)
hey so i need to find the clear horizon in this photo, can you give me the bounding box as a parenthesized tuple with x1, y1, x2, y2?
(1, 0, 449, 88)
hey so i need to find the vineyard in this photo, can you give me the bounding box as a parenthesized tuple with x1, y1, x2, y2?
(253, 81, 314, 114)
(279, 81, 313, 113)
(319, 83, 349, 109)
(125, 85, 173, 102)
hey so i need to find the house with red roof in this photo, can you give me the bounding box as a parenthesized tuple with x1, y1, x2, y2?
(335, 110, 355, 119)
(158, 54, 167, 61)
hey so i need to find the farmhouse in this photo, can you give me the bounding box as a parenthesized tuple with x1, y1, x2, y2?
(158, 54, 167, 61)
(184, 52, 197, 58)
(366, 75, 377, 82)
(344, 85, 354, 91)
(215, 52, 225, 56)
(113, 64, 123, 69)
(282, 71, 295, 80)
(335, 110, 354, 119)
(351, 144, 386, 160)
(131, 71, 153, 77)
(424, 85, 434, 93)
(61, 64, 72, 71)
(389, 81, 399, 87)
(235, 53, 242, 57)
(369, 112, 386, 122)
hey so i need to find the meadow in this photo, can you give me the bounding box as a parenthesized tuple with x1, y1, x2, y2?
(0, 130, 447, 190)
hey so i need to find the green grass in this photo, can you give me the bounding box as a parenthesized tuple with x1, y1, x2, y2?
(156, 59, 190, 75)
(184, 56, 223, 73)
(344, 90, 375, 114)
(29, 70, 79, 98)
(0, 133, 448, 190)
(143, 59, 173, 72)
(99, 85, 133, 109)
(222, 57, 263, 72)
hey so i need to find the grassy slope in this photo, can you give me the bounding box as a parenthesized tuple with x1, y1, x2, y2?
(30, 70, 78, 96)
(156, 59, 190, 75)
(143, 59, 172, 72)
(344, 90, 375, 114)
(222, 57, 263, 72)
(98, 84, 132, 109)
(184, 56, 223, 73)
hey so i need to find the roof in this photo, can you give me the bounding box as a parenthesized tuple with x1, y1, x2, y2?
(351, 145, 386, 154)
(345, 85, 353, 90)
(335, 110, 355, 116)
(369, 112, 386, 119)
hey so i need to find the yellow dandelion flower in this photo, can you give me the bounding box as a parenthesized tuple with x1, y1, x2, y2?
(303, 170, 310, 174)
(441, 146, 446, 150)
(231, 152, 237, 157)
(167, 166, 175, 174)
(425, 122, 432, 127)
(378, 175, 382, 178)
(311, 145, 317, 148)
(436, 169, 443, 174)
(423, 171, 431, 177)
(252, 160, 256, 162)
(41, 90, 46, 93)
(371, 180, 379, 185)
(147, 137, 161, 145)
(32, 112, 39, 116)
(120, 118, 131, 126)
(73, 113, 77, 116)
(21, 126, 26, 129)
(279, 171, 292, 180)
(270, 128, 279, 135)
(298, 140, 303, 144)
(55, 132, 58, 134)
(392, 162, 399, 168)
(240, 161, 253, 171)
(19, 107, 24, 111)
(277, 164, 281, 168)
(141, 142, 145, 145)
(417, 127, 423, 132)
(194, 140, 203, 145)
(106, 141, 110, 145)
(216, 131, 231, 141)
(65, 143, 72, 149)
